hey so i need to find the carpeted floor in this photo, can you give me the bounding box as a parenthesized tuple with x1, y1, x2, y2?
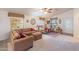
(28, 33, 79, 51)
(45, 32, 60, 37)
(0, 40, 8, 51)
(0, 33, 79, 51)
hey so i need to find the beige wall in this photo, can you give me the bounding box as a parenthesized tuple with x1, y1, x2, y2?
(24, 15, 38, 30)
(24, 15, 45, 30)
(73, 9, 79, 39)
(51, 10, 73, 34)
(0, 10, 10, 41)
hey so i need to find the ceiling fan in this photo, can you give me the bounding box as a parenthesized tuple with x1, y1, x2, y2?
(41, 8, 56, 13)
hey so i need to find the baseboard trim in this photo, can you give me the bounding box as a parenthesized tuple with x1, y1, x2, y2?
(62, 33, 73, 36)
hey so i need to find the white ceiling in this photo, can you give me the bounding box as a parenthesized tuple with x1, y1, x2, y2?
(0, 8, 38, 15)
(0, 8, 73, 16)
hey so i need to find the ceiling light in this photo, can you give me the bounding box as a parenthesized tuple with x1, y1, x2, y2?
(40, 9, 43, 12)
(44, 12, 47, 14)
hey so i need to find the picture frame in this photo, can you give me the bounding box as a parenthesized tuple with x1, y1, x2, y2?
(26, 19, 29, 23)
(30, 18, 36, 25)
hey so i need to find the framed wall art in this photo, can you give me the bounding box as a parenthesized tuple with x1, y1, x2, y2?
(30, 18, 36, 25)
(26, 19, 29, 23)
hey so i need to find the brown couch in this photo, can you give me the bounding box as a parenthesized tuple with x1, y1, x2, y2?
(10, 30, 34, 51)
(22, 28, 42, 41)
(10, 28, 42, 51)
(32, 32, 42, 41)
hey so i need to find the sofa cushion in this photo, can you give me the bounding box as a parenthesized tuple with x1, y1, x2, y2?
(22, 28, 32, 32)
(31, 28, 36, 31)
(15, 29, 22, 34)
(32, 32, 42, 41)
(22, 31, 35, 35)
(32, 32, 42, 35)
(20, 32, 31, 38)
(12, 31, 21, 40)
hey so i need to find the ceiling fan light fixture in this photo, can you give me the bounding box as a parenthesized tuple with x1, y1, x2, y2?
(40, 9, 43, 12)
(44, 12, 48, 14)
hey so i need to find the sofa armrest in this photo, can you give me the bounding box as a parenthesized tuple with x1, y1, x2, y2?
(13, 36, 33, 51)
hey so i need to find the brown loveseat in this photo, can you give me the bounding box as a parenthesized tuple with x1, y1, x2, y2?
(10, 28, 42, 51)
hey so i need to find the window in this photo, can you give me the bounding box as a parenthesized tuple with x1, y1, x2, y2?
(50, 17, 58, 29)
